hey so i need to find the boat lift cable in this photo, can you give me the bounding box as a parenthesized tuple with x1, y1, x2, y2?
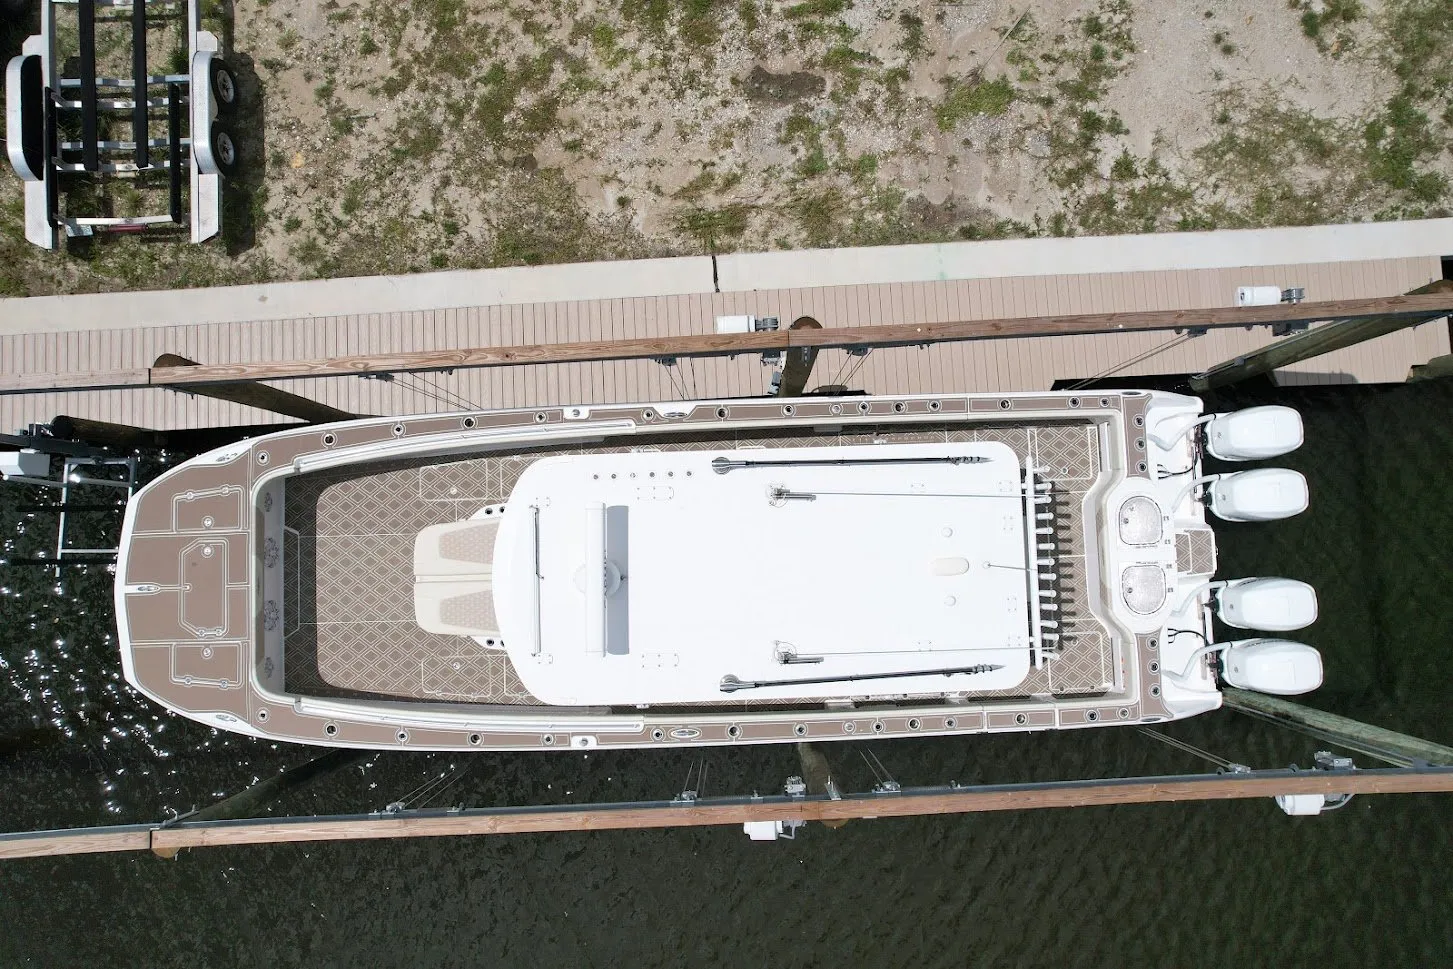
(660, 360, 689, 401)
(395, 372, 480, 413)
(677, 758, 709, 801)
(1065, 333, 1195, 391)
(687, 355, 701, 399)
(417, 372, 484, 412)
(391, 760, 461, 810)
(1136, 727, 1243, 772)
(400, 372, 478, 412)
(859, 748, 900, 793)
(838, 347, 873, 390)
(423, 759, 479, 809)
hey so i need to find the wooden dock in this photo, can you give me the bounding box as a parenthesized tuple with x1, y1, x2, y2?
(3, 764, 1452, 860)
(2, 221, 1450, 431)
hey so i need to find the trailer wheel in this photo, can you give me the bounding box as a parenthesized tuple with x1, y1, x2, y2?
(209, 58, 239, 116)
(210, 122, 240, 177)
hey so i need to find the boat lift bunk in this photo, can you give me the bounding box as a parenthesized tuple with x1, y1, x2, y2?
(3, 0, 238, 249)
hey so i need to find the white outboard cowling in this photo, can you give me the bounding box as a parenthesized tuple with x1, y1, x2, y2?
(1217, 577, 1319, 631)
(1221, 638, 1323, 695)
(1209, 468, 1308, 522)
(1205, 406, 1304, 462)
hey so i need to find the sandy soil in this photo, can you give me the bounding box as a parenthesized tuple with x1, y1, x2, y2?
(0, 0, 1447, 295)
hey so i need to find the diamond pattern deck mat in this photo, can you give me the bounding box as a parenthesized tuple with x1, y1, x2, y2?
(284, 422, 1116, 702)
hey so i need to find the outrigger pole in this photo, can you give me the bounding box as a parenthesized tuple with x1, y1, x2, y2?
(719, 664, 1003, 693)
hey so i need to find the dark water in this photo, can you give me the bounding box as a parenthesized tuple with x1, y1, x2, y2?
(3, 380, 1451, 968)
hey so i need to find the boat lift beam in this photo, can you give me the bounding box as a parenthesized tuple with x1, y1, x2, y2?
(5, 293, 1453, 396)
(152, 354, 364, 423)
(1, 760, 1452, 860)
(1221, 688, 1453, 768)
(1189, 280, 1453, 391)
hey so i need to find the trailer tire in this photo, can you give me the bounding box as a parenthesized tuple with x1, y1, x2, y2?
(209, 58, 239, 116)
(210, 122, 240, 177)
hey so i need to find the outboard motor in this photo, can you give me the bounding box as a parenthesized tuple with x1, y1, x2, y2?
(1217, 577, 1318, 631)
(1221, 638, 1324, 695)
(1209, 468, 1308, 522)
(1204, 406, 1304, 462)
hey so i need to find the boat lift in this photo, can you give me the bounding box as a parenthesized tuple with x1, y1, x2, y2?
(4, 0, 239, 249)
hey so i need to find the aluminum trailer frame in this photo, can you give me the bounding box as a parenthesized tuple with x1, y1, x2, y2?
(4, 0, 234, 249)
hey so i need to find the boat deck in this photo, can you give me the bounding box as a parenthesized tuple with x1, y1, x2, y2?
(282, 421, 1121, 707)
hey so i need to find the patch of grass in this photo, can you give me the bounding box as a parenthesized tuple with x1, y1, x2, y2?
(936, 76, 1015, 129)
(897, 12, 927, 59)
(783, 0, 847, 19)
(1363, 93, 1447, 200)
(341, 182, 366, 217)
(821, 45, 877, 93)
(1110, 150, 1138, 180)
(676, 204, 752, 250)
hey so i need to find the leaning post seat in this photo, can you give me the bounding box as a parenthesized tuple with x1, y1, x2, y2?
(413, 514, 503, 642)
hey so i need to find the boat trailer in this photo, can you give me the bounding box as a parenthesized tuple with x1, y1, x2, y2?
(4, 0, 239, 248)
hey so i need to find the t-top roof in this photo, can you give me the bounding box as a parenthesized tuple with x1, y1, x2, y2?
(493, 441, 1034, 705)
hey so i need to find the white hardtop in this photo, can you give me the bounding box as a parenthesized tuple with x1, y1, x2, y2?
(492, 440, 1034, 705)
